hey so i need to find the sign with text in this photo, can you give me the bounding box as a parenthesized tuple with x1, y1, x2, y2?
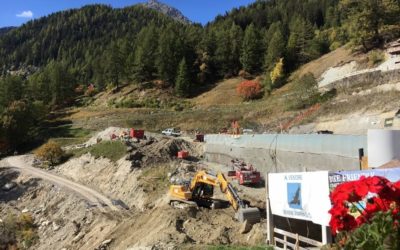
(329, 168, 400, 190)
(268, 171, 331, 226)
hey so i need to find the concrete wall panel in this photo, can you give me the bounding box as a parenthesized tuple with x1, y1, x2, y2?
(204, 134, 367, 174)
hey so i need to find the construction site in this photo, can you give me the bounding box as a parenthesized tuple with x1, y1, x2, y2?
(1, 119, 400, 249)
(1, 29, 400, 250)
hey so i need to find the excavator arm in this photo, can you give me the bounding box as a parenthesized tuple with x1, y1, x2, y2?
(185, 170, 260, 224)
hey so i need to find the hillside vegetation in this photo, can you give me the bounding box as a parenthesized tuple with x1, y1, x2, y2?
(0, 0, 399, 152)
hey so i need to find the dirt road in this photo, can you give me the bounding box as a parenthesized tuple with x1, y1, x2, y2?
(1, 155, 120, 212)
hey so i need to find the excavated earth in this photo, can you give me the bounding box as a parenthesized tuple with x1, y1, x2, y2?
(1, 128, 266, 249)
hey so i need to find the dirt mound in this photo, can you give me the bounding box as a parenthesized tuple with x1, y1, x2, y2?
(108, 204, 265, 249)
(85, 127, 128, 146)
(141, 137, 202, 165)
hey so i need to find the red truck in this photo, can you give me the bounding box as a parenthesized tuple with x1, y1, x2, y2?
(227, 159, 261, 186)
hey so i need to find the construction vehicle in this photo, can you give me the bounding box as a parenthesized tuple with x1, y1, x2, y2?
(228, 159, 261, 186)
(168, 170, 261, 225)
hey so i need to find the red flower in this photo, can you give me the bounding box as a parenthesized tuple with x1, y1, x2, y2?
(329, 175, 400, 236)
(365, 176, 389, 194)
(354, 179, 369, 197)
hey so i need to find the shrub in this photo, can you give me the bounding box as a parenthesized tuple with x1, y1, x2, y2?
(236, 80, 264, 101)
(34, 140, 65, 166)
(1, 213, 38, 249)
(288, 73, 320, 110)
(368, 50, 385, 66)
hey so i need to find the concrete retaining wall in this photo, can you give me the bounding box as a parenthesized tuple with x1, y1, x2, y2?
(321, 68, 400, 91)
(204, 134, 367, 174)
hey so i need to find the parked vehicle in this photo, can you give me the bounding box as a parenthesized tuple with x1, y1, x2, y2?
(162, 128, 181, 137)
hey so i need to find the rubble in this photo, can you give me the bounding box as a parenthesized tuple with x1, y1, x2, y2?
(0, 127, 267, 249)
(95, 238, 113, 250)
(52, 222, 61, 231)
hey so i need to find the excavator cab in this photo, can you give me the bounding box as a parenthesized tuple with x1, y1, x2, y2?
(192, 183, 214, 199)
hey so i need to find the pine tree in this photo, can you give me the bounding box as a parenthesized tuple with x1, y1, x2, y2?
(196, 31, 217, 85)
(132, 24, 159, 82)
(340, 0, 400, 50)
(286, 16, 315, 68)
(264, 29, 285, 70)
(108, 41, 124, 89)
(0, 76, 24, 108)
(229, 22, 244, 75)
(263, 22, 282, 52)
(240, 24, 262, 74)
(157, 24, 183, 85)
(175, 58, 191, 97)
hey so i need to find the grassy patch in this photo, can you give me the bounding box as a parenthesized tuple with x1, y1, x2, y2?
(367, 50, 385, 66)
(139, 164, 172, 193)
(46, 125, 92, 138)
(69, 141, 126, 162)
(43, 124, 92, 147)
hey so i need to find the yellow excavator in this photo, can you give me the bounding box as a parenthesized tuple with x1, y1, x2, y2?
(168, 170, 261, 225)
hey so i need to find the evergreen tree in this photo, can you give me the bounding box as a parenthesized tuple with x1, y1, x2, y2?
(339, 0, 400, 50)
(263, 22, 283, 52)
(264, 29, 285, 70)
(229, 22, 244, 76)
(132, 24, 159, 82)
(175, 58, 191, 97)
(0, 76, 24, 108)
(157, 24, 183, 85)
(0, 100, 37, 150)
(240, 24, 262, 74)
(196, 30, 217, 85)
(107, 41, 124, 89)
(214, 24, 232, 77)
(286, 16, 315, 68)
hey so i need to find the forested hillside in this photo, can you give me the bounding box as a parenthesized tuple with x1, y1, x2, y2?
(0, 27, 14, 36)
(0, 0, 399, 153)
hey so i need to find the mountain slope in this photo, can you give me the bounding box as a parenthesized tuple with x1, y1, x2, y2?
(0, 27, 14, 36)
(141, 0, 190, 24)
(0, 4, 183, 70)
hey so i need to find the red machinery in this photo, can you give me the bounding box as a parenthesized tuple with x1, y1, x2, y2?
(177, 150, 189, 159)
(227, 159, 261, 186)
(130, 129, 144, 139)
(195, 134, 204, 142)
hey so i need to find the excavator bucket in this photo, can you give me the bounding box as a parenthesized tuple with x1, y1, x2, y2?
(236, 207, 261, 225)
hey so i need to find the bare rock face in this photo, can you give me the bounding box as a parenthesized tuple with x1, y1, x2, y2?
(141, 0, 191, 24)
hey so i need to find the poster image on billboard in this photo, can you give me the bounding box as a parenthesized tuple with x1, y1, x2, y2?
(287, 182, 302, 210)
